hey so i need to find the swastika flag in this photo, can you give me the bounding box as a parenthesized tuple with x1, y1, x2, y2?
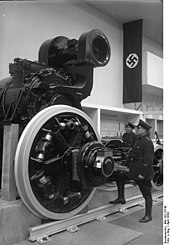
(123, 19, 143, 103)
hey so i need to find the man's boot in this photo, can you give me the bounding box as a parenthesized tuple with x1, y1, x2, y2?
(109, 180, 126, 204)
(139, 198, 152, 223)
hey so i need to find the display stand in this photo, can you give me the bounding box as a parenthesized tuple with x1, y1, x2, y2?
(1, 124, 19, 200)
(0, 124, 41, 245)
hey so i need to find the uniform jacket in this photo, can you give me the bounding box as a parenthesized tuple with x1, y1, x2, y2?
(127, 134, 154, 180)
(122, 132, 137, 147)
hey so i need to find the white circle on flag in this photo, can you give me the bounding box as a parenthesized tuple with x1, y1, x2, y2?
(126, 53, 139, 68)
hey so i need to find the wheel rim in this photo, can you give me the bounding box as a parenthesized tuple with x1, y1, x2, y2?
(152, 147, 163, 190)
(15, 105, 100, 220)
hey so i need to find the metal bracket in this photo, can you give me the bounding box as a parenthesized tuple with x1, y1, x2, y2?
(67, 225, 79, 233)
(153, 197, 159, 202)
(118, 207, 128, 214)
(138, 201, 145, 207)
(96, 215, 106, 221)
(37, 235, 51, 244)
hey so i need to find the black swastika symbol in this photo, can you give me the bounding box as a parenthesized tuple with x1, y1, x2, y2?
(126, 53, 139, 68)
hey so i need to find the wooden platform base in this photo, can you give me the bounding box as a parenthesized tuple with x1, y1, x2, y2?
(0, 184, 137, 245)
(0, 198, 41, 245)
(14, 221, 143, 245)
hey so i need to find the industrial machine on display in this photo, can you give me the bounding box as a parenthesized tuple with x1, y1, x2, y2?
(0, 29, 163, 221)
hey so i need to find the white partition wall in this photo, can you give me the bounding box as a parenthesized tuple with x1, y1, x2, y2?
(82, 103, 141, 139)
(142, 52, 163, 88)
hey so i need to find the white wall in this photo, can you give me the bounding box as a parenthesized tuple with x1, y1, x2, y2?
(143, 36, 163, 58)
(142, 93, 163, 111)
(142, 52, 163, 88)
(0, 1, 123, 108)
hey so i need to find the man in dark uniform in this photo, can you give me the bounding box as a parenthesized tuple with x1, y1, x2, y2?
(127, 119, 154, 222)
(122, 122, 137, 147)
(109, 122, 137, 205)
(110, 119, 154, 223)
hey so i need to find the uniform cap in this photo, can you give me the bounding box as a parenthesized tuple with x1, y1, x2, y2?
(125, 122, 134, 129)
(137, 119, 152, 130)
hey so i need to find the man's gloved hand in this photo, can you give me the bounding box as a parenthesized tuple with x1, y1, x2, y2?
(138, 174, 145, 179)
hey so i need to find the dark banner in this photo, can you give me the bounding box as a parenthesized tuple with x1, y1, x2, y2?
(123, 19, 143, 104)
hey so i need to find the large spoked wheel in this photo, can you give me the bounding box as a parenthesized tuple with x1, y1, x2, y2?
(15, 105, 100, 220)
(151, 144, 163, 191)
